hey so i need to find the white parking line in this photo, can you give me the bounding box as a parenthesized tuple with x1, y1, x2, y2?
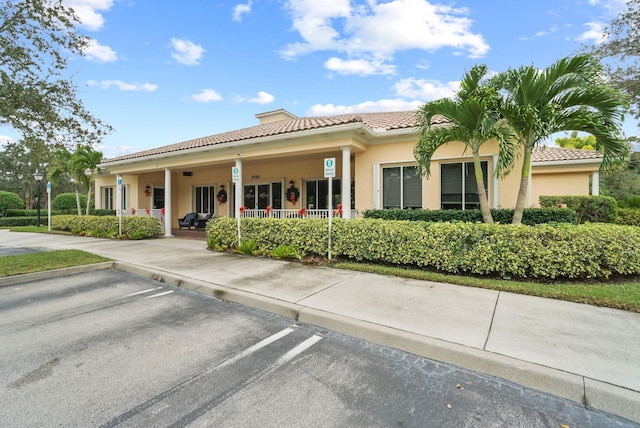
(124, 287, 163, 297)
(144, 290, 175, 299)
(274, 334, 323, 366)
(216, 327, 297, 370)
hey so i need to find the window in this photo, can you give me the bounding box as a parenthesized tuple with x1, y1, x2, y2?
(305, 179, 341, 209)
(243, 182, 282, 209)
(101, 186, 127, 210)
(441, 161, 488, 210)
(194, 186, 215, 213)
(382, 166, 422, 209)
(103, 187, 114, 210)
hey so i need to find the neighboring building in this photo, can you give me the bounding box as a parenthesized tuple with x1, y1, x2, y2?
(96, 109, 603, 235)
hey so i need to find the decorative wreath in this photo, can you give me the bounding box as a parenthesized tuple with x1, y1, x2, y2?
(286, 183, 299, 205)
(217, 187, 228, 205)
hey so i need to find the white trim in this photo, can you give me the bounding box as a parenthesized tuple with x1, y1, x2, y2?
(492, 154, 499, 209)
(341, 147, 351, 219)
(592, 171, 600, 196)
(164, 168, 172, 237)
(372, 162, 381, 209)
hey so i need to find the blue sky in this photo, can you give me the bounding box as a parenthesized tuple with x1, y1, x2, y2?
(0, 0, 634, 158)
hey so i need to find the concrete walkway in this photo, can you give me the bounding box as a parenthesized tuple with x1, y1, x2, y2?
(1, 230, 639, 423)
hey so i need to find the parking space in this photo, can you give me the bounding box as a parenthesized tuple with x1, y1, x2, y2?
(0, 270, 634, 427)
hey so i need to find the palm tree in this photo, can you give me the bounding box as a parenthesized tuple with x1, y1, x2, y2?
(71, 145, 103, 215)
(414, 64, 517, 224)
(48, 146, 84, 215)
(492, 54, 630, 225)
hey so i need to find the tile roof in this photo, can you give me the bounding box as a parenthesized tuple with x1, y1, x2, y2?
(531, 146, 603, 163)
(101, 108, 602, 166)
(102, 110, 441, 164)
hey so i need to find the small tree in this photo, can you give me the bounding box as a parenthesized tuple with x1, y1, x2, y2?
(52, 192, 87, 214)
(415, 65, 517, 224)
(0, 190, 25, 216)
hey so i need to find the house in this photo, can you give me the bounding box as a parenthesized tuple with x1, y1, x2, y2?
(95, 109, 603, 236)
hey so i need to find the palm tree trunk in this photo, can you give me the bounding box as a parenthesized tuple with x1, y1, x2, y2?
(512, 147, 533, 225)
(74, 183, 82, 216)
(472, 150, 493, 224)
(85, 183, 92, 216)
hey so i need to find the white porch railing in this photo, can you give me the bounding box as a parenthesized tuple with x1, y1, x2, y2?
(241, 209, 358, 219)
(120, 208, 165, 232)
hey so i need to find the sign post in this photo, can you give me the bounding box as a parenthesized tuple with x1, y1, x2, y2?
(46, 181, 51, 231)
(117, 177, 123, 236)
(324, 158, 336, 259)
(232, 166, 241, 245)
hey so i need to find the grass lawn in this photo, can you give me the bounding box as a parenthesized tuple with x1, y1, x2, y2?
(0, 250, 110, 277)
(334, 261, 640, 313)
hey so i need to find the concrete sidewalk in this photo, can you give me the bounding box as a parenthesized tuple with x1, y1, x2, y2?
(1, 230, 639, 423)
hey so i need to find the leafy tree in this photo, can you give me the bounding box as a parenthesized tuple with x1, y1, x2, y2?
(70, 145, 102, 215)
(591, 0, 640, 127)
(601, 152, 640, 202)
(555, 131, 596, 150)
(0, 0, 111, 146)
(0, 190, 24, 216)
(415, 65, 517, 224)
(492, 54, 629, 225)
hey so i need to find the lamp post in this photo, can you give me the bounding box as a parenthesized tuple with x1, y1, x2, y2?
(33, 170, 44, 227)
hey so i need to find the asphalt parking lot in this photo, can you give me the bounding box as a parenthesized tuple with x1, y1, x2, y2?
(0, 269, 636, 427)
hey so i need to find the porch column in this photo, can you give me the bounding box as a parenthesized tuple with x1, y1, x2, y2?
(341, 147, 351, 219)
(235, 159, 242, 219)
(164, 168, 173, 237)
(592, 171, 600, 196)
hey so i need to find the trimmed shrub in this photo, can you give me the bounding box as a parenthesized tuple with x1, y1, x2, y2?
(539, 195, 618, 224)
(362, 208, 577, 225)
(207, 217, 640, 280)
(615, 208, 640, 226)
(0, 191, 25, 216)
(52, 215, 163, 239)
(618, 196, 640, 209)
(52, 193, 88, 213)
(5, 209, 65, 217)
(0, 217, 39, 227)
(91, 209, 116, 216)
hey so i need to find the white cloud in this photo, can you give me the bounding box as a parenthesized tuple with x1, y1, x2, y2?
(393, 78, 459, 100)
(235, 91, 275, 104)
(0, 135, 13, 148)
(307, 98, 423, 116)
(191, 89, 223, 103)
(64, 0, 114, 31)
(281, 0, 489, 75)
(325, 57, 396, 75)
(248, 91, 275, 104)
(233, 0, 252, 22)
(84, 38, 117, 63)
(88, 80, 158, 91)
(575, 22, 607, 44)
(96, 143, 139, 159)
(170, 38, 206, 65)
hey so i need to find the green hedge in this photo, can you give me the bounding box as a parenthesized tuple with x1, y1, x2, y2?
(0, 191, 24, 216)
(52, 215, 163, 239)
(0, 217, 40, 227)
(5, 209, 66, 217)
(615, 208, 640, 226)
(206, 218, 640, 280)
(539, 195, 617, 224)
(362, 208, 577, 225)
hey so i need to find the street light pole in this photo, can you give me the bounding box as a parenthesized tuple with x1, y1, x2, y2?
(33, 170, 44, 227)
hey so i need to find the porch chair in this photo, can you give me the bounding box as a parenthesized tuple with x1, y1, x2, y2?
(196, 213, 213, 231)
(178, 212, 198, 230)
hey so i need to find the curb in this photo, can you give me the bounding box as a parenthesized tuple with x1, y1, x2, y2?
(0, 262, 114, 288)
